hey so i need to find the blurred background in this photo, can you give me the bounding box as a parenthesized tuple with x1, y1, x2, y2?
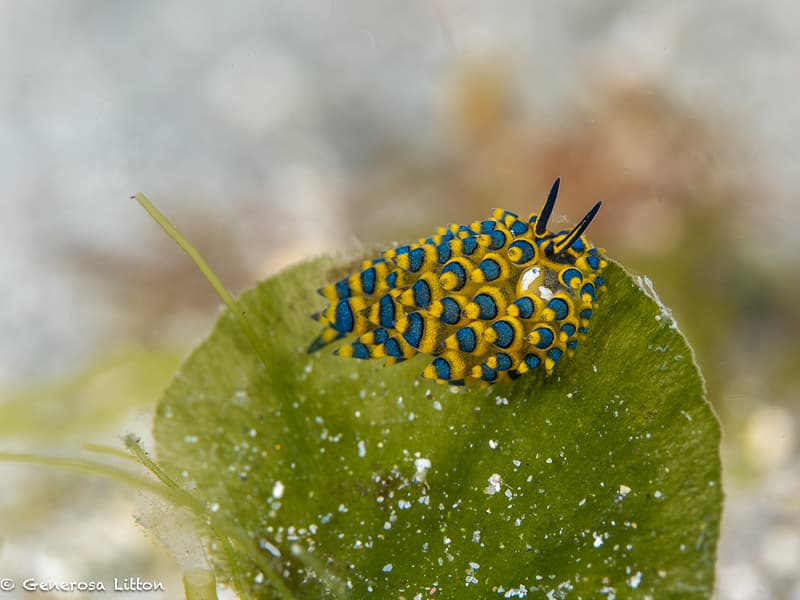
(1, 1, 798, 598)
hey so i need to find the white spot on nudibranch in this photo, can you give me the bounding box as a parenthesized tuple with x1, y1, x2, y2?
(518, 266, 541, 292)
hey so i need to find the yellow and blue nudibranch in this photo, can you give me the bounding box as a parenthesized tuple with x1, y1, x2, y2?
(308, 178, 607, 386)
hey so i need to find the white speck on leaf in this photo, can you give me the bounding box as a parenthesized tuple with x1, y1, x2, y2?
(637, 275, 677, 329)
(272, 481, 284, 499)
(484, 473, 503, 495)
(502, 584, 529, 597)
(413, 458, 432, 483)
(628, 571, 643, 589)
(259, 539, 281, 557)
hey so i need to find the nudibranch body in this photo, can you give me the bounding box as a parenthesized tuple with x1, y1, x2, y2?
(308, 178, 607, 386)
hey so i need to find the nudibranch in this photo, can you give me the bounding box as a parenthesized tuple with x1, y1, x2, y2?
(308, 178, 607, 386)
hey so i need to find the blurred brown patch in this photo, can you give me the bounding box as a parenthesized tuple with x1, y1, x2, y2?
(61, 210, 256, 342)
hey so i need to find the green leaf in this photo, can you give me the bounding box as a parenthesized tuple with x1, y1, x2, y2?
(153, 258, 721, 599)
